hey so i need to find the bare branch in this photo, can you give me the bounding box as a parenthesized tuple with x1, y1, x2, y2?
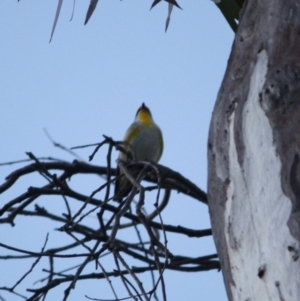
(0, 136, 216, 300)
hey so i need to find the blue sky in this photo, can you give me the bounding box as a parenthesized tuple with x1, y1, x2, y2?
(1, 1, 233, 300)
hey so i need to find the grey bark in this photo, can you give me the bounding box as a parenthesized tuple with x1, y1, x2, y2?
(208, 0, 300, 300)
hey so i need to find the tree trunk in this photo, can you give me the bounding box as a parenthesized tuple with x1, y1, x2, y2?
(208, 0, 300, 300)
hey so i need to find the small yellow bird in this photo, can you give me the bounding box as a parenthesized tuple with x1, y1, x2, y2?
(114, 103, 163, 201)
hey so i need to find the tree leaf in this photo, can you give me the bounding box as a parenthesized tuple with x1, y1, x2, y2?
(84, 0, 99, 25)
(150, 0, 182, 10)
(212, 0, 243, 33)
(165, 3, 174, 32)
(49, 0, 64, 43)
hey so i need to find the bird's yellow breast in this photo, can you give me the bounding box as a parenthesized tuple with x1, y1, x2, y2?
(137, 110, 152, 126)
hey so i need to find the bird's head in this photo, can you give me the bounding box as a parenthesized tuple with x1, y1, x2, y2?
(135, 103, 153, 125)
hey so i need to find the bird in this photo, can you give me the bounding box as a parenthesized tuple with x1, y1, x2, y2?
(114, 103, 163, 201)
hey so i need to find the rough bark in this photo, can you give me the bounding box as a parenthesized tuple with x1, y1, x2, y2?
(208, 0, 300, 300)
